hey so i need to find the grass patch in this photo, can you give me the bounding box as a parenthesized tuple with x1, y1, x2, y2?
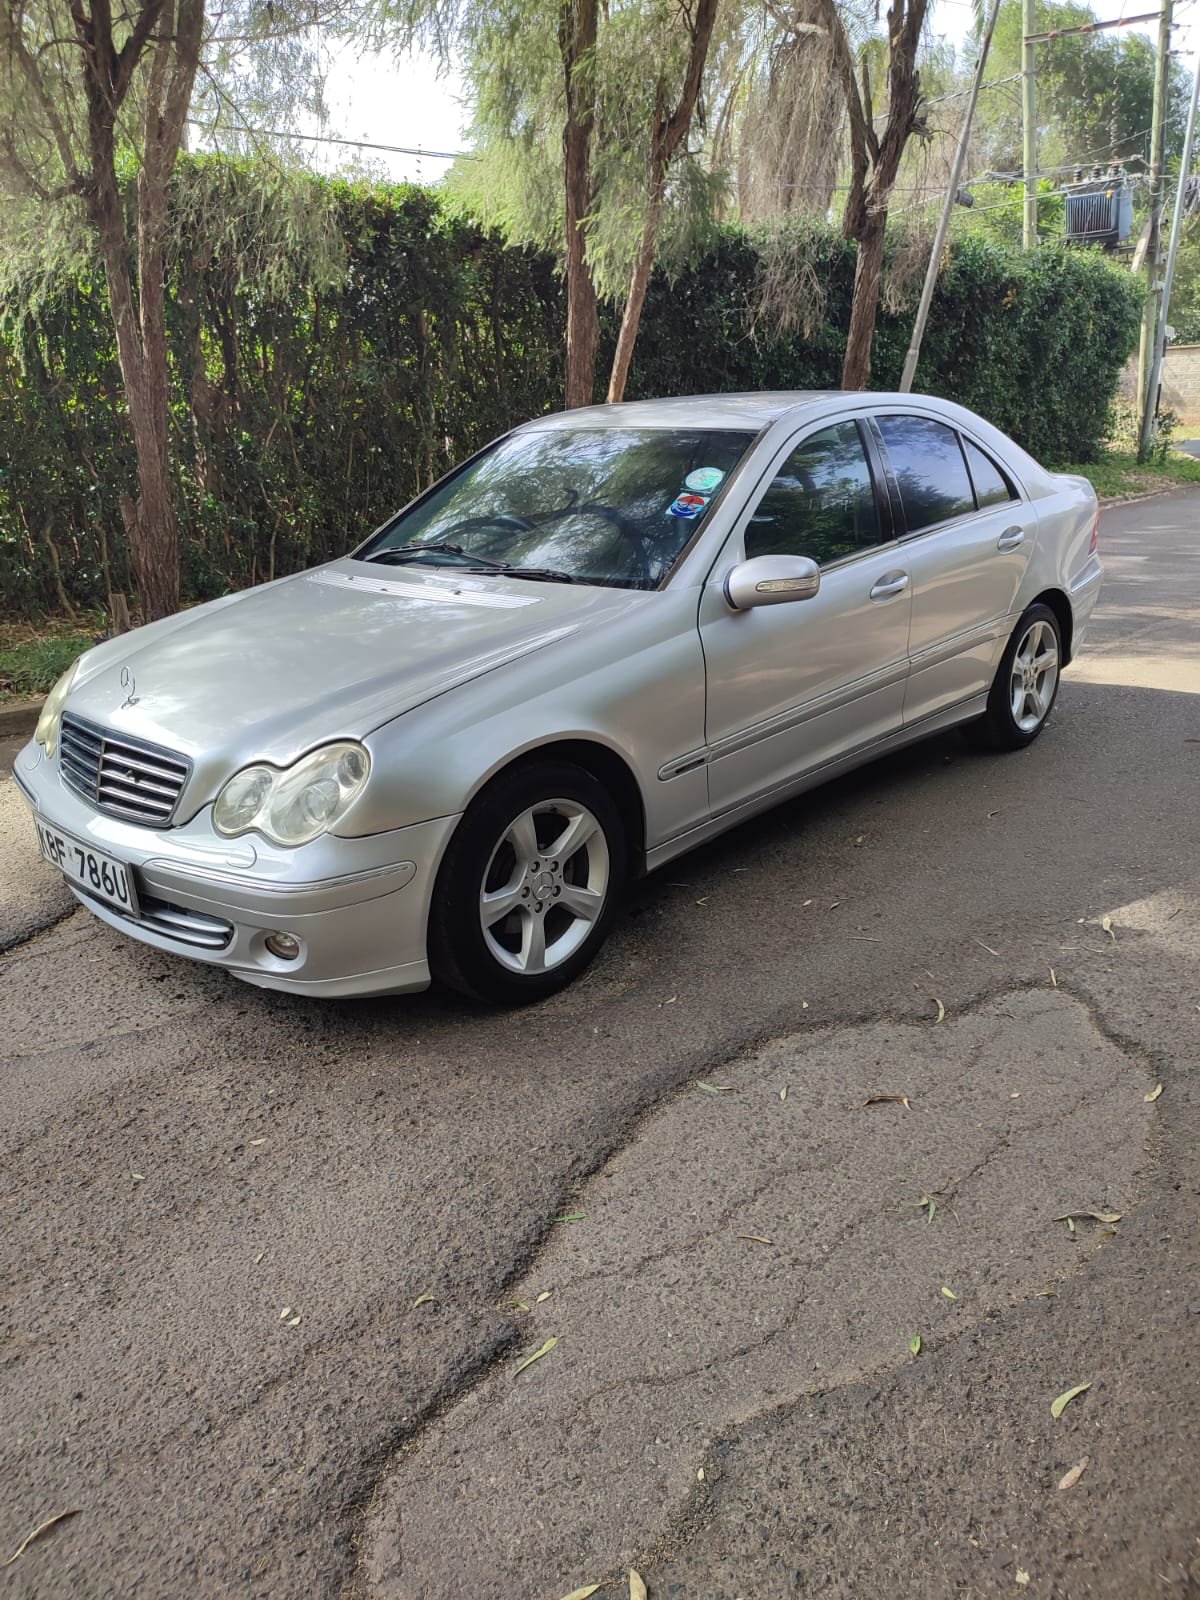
(1057, 448, 1200, 501)
(0, 624, 98, 700)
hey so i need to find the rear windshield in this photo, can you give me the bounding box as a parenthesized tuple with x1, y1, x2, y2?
(357, 427, 756, 589)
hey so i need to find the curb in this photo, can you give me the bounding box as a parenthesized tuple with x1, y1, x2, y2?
(0, 699, 42, 739)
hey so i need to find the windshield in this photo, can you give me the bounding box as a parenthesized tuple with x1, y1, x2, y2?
(355, 426, 757, 589)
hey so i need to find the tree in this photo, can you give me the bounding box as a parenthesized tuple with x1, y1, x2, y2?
(810, 0, 930, 387)
(0, 0, 344, 620)
(437, 0, 725, 407)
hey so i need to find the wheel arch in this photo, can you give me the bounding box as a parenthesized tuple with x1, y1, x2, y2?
(464, 738, 649, 876)
(1029, 588, 1074, 666)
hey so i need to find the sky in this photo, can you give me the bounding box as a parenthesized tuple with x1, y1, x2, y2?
(288, 0, 1200, 186)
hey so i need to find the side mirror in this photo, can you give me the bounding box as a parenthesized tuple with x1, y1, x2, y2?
(723, 554, 821, 611)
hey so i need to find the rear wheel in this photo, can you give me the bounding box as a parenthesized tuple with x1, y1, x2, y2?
(967, 602, 1063, 752)
(429, 760, 626, 1004)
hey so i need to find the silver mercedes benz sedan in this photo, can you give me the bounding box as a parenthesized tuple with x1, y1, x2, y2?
(16, 391, 1100, 1003)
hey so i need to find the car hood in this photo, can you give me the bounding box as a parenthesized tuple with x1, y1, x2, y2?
(67, 559, 640, 798)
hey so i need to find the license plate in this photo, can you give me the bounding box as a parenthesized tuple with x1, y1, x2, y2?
(35, 819, 139, 916)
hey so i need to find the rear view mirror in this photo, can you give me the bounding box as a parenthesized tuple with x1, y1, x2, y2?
(723, 555, 821, 610)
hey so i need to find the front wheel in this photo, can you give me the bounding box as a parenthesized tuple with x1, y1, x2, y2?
(428, 760, 627, 1004)
(967, 602, 1063, 752)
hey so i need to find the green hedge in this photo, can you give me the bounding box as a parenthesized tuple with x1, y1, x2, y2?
(0, 162, 1142, 619)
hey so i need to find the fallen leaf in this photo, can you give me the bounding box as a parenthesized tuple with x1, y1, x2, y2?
(933, 999, 945, 1023)
(557, 1587, 602, 1600)
(940, 1286, 958, 1300)
(695, 896, 709, 906)
(630, 1572, 648, 1600)
(411, 1293, 436, 1309)
(1054, 1210, 1122, 1225)
(908, 1335, 922, 1356)
(1101, 915, 1116, 943)
(553, 1212, 586, 1224)
(131, 1172, 146, 1183)
(280, 1306, 292, 1319)
(663, 995, 677, 1005)
(514, 1335, 558, 1377)
(1057, 1455, 1090, 1491)
(1144, 1083, 1163, 1103)
(536, 1290, 552, 1303)
(3, 1509, 82, 1566)
(802, 898, 813, 907)
(253, 1251, 265, 1265)
(1050, 1381, 1092, 1419)
(975, 938, 1001, 956)
(1049, 967, 1058, 987)
(827, 900, 841, 910)
(865, 1093, 911, 1109)
(287, 1315, 301, 1327)
(696, 1081, 734, 1094)
(779, 1086, 788, 1101)
(697, 1467, 704, 1481)
(1015, 1571, 1030, 1588)
(801, 1001, 810, 1009)
(508, 1299, 530, 1312)
(1066, 1217, 1076, 1234)
(1011, 1092, 1021, 1099)
(737, 1233, 774, 1245)
(248, 1137, 267, 1147)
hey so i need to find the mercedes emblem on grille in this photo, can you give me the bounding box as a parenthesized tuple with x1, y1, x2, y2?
(119, 665, 140, 708)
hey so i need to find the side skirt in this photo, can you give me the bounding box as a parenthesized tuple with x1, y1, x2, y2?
(643, 693, 988, 874)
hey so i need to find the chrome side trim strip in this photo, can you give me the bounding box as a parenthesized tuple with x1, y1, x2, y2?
(706, 657, 910, 765)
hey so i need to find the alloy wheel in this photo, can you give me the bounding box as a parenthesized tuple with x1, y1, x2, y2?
(478, 799, 610, 975)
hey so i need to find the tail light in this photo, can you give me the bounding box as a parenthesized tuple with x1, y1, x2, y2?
(1088, 508, 1100, 556)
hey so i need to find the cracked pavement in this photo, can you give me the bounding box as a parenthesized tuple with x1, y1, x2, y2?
(2, 491, 1199, 1600)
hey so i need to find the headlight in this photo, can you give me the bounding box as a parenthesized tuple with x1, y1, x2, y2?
(213, 742, 370, 846)
(35, 659, 82, 758)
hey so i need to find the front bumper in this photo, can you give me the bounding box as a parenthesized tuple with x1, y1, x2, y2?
(13, 739, 460, 997)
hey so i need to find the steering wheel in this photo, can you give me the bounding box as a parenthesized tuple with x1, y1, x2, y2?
(440, 513, 536, 542)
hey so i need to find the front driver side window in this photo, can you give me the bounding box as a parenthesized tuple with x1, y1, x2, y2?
(744, 421, 881, 566)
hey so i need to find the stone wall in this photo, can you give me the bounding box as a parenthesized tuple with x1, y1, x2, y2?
(1119, 344, 1200, 425)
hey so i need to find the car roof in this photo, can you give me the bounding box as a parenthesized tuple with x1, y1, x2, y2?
(514, 392, 843, 432)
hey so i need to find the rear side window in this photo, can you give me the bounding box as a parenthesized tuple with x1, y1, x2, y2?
(876, 415, 975, 533)
(963, 438, 1017, 508)
(745, 421, 881, 566)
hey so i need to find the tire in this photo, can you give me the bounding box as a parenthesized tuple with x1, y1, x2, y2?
(966, 601, 1063, 753)
(428, 759, 627, 1005)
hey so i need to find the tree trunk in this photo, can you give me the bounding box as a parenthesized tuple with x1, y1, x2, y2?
(607, 175, 665, 405)
(842, 214, 886, 389)
(561, 0, 600, 409)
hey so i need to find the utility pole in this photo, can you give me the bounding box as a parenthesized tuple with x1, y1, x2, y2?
(1139, 45, 1200, 459)
(1022, 0, 1037, 246)
(900, 0, 1003, 391)
(1135, 0, 1175, 443)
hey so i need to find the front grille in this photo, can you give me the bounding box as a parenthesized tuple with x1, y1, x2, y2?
(60, 712, 191, 828)
(79, 887, 234, 951)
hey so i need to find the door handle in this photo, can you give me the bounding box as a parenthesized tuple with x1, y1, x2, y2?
(869, 572, 909, 601)
(997, 526, 1025, 552)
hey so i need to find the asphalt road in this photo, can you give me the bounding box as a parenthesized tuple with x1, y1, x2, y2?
(3, 492, 1199, 1600)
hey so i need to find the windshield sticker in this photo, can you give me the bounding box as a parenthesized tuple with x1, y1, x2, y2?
(684, 466, 725, 494)
(667, 492, 709, 519)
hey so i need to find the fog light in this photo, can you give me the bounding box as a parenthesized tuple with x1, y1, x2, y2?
(264, 931, 302, 961)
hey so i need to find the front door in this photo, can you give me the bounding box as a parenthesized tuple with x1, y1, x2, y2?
(700, 418, 913, 818)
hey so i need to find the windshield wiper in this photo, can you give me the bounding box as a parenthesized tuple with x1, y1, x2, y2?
(460, 563, 577, 585)
(363, 541, 506, 567)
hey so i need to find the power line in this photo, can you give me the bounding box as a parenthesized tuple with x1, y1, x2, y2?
(186, 121, 470, 160)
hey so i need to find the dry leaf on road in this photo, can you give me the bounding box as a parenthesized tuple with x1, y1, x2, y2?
(4, 1509, 82, 1566)
(630, 1571, 648, 1600)
(908, 1335, 922, 1356)
(697, 1081, 734, 1094)
(1054, 1210, 1122, 1225)
(411, 1293, 436, 1309)
(1015, 1571, 1030, 1588)
(1050, 1381, 1092, 1419)
(940, 1286, 958, 1300)
(1057, 1455, 1090, 1491)
(514, 1335, 558, 1377)
(737, 1234, 774, 1245)
(866, 1093, 911, 1109)
(1101, 915, 1116, 942)
(933, 999, 946, 1023)
(1145, 1083, 1163, 1102)
(558, 1587, 602, 1600)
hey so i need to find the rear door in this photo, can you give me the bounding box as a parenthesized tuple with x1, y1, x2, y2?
(871, 412, 1033, 726)
(699, 417, 912, 817)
